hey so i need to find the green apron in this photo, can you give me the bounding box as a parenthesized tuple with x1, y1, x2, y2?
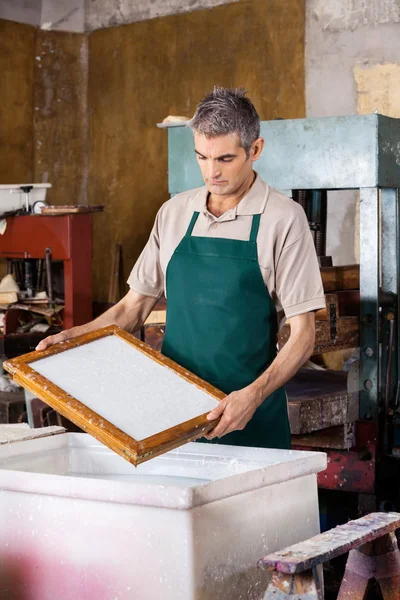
(161, 210, 291, 449)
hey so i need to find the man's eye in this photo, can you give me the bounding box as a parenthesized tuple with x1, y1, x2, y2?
(220, 158, 233, 163)
(197, 155, 206, 161)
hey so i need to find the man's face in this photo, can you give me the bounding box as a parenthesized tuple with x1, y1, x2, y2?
(194, 132, 260, 196)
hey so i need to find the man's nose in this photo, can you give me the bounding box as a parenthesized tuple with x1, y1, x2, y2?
(209, 162, 221, 179)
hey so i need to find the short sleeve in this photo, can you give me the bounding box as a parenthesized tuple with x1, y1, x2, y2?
(275, 219, 326, 319)
(127, 208, 164, 299)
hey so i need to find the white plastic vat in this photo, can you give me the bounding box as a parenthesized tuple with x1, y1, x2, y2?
(0, 433, 326, 600)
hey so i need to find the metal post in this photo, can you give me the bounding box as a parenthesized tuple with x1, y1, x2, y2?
(381, 189, 399, 452)
(359, 188, 380, 421)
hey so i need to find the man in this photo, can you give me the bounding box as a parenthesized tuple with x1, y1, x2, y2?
(37, 87, 325, 449)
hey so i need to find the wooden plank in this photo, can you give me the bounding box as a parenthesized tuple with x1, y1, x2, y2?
(264, 571, 319, 600)
(143, 293, 358, 355)
(0, 423, 65, 444)
(10, 303, 64, 317)
(373, 533, 400, 600)
(258, 512, 400, 574)
(144, 310, 166, 325)
(144, 318, 359, 357)
(337, 290, 360, 317)
(279, 317, 359, 355)
(320, 264, 359, 292)
(292, 423, 355, 450)
(3, 325, 225, 466)
(336, 569, 369, 600)
(41, 205, 104, 214)
(321, 291, 360, 320)
(287, 369, 358, 435)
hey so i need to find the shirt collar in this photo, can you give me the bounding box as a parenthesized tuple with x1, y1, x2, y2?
(191, 173, 270, 216)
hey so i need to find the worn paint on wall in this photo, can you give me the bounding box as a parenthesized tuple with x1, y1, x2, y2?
(0, 20, 35, 183)
(354, 63, 400, 118)
(85, 0, 239, 30)
(310, 0, 400, 31)
(0, 0, 236, 32)
(306, 0, 400, 266)
(33, 31, 88, 205)
(41, 0, 85, 33)
(352, 62, 400, 263)
(0, 0, 84, 33)
(88, 0, 306, 300)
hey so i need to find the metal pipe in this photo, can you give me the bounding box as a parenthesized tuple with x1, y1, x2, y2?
(384, 312, 395, 454)
(36, 259, 43, 294)
(44, 248, 54, 306)
(310, 190, 328, 257)
(24, 260, 33, 298)
(294, 190, 309, 213)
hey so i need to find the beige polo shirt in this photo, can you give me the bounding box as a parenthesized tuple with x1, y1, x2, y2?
(127, 174, 325, 328)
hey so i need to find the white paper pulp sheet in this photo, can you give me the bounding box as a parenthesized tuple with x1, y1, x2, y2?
(31, 335, 218, 440)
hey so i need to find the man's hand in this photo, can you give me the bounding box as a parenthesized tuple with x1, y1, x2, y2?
(36, 328, 74, 351)
(205, 386, 260, 440)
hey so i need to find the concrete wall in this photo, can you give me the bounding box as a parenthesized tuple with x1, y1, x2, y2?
(41, 0, 84, 32)
(0, 0, 84, 32)
(0, 0, 237, 32)
(306, 0, 400, 265)
(0, 0, 41, 27)
(85, 0, 239, 30)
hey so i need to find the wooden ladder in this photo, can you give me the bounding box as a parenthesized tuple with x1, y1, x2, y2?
(258, 512, 400, 599)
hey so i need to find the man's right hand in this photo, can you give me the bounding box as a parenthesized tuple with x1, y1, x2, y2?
(35, 329, 74, 352)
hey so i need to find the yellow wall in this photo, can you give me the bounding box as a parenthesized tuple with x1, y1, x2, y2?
(0, 20, 35, 183)
(1, 0, 306, 302)
(0, 20, 86, 205)
(33, 31, 88, 205)
(88, 0, 306, 300)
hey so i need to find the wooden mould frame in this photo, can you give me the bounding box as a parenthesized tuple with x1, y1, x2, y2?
(3, 325, 224, 466)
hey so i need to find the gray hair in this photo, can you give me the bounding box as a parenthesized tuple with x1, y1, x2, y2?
(189, 87, 260, 157)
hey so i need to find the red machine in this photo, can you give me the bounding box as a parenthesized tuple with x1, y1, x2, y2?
(0, 214, 93, 329)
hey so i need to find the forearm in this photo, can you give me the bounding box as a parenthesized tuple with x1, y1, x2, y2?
(61, 304, 129, 340)
(249, 316, 315, 407)
(69, 292, 157, 338)
(36, 289, 158, 351)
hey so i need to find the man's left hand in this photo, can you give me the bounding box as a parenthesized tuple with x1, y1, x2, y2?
(205, 387, 260, 440)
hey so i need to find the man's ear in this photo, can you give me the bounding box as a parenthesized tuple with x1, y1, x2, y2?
(251, 137, 264, 162)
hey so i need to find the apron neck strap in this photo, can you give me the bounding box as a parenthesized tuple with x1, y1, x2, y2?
(186, 211, 261, 241)
(249, 213, 261, 242)
(185, 212, 200, 236)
